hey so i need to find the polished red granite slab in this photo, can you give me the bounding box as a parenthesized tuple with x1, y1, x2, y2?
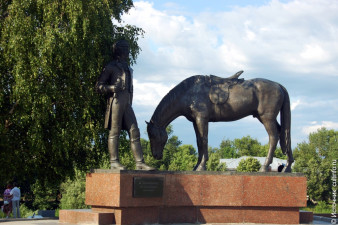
(60, 170, 307, 225)
(59, 209, 115, 225)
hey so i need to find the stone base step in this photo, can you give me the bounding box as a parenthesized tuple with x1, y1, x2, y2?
(299, 210, 314, 224)
(59, 207, 311, 225)
(59, 209, 115, 225)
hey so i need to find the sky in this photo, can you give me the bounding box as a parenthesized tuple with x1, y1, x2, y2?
(119, 0, 338, 150)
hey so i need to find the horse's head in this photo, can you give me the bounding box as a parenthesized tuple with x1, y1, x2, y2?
(146, 121, 168, 160)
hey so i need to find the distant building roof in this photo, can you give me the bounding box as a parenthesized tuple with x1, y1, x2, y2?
(220, 156, 287, 172)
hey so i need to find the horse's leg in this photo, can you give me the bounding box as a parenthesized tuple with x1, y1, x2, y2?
(192, 117, 209, 171)
(259, 118, 279, 172)
(282, 147, 294, 172)
(193, 124, 202, 171)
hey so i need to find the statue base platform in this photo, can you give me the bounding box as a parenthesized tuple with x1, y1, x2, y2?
(59, 170, 307, 225)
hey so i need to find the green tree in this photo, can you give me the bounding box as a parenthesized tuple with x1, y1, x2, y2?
(141, 137, 162, 169)
(258, 144, 287, 159)
(118, 131, 136, 170)
(218, 139, 239, 158)
(168, 145, 197, 171)
(237, 157, 261, 172)
(206, 147, 227, 171)
(137, 125, 184, 171)
(159, 125, 182, 170)
(218, 136, 287, 159)
(60, 170, 89, 210)
(30, 180, 60, 209)
(141, 125, 200, 171)
(0, 0, 143, 208)
(293, 128, 337, 202)
(234, 136, 262, 157)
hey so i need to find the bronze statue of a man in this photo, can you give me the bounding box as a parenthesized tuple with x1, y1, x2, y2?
(96, 40, 154, 170)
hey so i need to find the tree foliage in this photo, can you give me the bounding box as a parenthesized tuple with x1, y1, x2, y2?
(150, 125, 197, 171)
(60, 170, 89, 210)
(293, 128, 337, 202)
(138, 125, 198, 171)
(207, 147, 227, 171)
(217, 136, 286, 159)
(233, 136, 262, 156)
(0, 0, 143, 208)
(218, 139, 239, 158)
(236, 157, 261, 172)
(145, 125, 227, 172)
(168, 145, 197, 171)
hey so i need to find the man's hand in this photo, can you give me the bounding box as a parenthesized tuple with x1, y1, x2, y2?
(108, 78, 123, 93)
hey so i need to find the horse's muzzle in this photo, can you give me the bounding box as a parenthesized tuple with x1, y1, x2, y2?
(152, 151, 163, 160)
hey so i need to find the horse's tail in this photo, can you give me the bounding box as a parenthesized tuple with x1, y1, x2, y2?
(279, 85, 291, 155)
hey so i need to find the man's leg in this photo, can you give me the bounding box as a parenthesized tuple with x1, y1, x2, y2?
(124, 105, 155, 170)
(12, 201, 18, 218)
(12, 201, 16, 218)
(17, 201, 20, 218)
(108, 98, 126, 170)
(108, 126, 126, 170)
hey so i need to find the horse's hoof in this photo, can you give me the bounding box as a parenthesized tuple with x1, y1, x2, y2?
(259, 166, 268, 172)
(282, 166, 292, 173)
(193, 165, 199, 171)
(195, 165, 206, 171)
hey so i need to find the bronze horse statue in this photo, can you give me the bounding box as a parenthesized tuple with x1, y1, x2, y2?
(147, 71, 294, 172)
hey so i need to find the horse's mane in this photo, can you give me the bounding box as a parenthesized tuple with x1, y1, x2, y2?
(151, 75, 205, 123)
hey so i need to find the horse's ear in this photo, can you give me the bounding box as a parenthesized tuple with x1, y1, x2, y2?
(145, 121, 149, 125)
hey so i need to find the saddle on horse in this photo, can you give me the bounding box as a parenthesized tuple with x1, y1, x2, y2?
(208, 71, 244, 105)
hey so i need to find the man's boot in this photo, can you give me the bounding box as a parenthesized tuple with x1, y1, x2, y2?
(130, 128, 155, 171)
(108, 129, 126, 170)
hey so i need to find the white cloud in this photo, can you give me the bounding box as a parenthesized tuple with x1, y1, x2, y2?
(300, 44, 329, 62)
(123, 0, 338, 83)
(133, 79, 173, 106)
(291, 98, 338, 111)
(302, 121, 338, 134)
(244, 20, 256, 41)
(291, 99, 301, 111)
(123, 1, 251, 82)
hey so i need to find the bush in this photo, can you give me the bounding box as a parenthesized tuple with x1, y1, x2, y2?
(207, 152, 227, 171)
(314, 201, 331, 213)
(302, 201, 331, 214)
(31, 181, 59, 210)
(0, 209, 5, 218)
(0, 202, 37, 218)
(19, 203, 37, 218)
(59, 170, 89, 210)
(237, 157, 261, 172)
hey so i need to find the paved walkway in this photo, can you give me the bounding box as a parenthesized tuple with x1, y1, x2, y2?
(0, 217, 333, 225)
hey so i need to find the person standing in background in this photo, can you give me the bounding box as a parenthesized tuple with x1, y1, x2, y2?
(9, 182, 20, 218)
(2, 184, 12, 218)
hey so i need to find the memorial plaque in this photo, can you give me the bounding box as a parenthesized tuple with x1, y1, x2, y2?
(133, 177, 164, 198)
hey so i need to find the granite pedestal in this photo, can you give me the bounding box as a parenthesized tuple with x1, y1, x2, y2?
(59, 170, 307, 225)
